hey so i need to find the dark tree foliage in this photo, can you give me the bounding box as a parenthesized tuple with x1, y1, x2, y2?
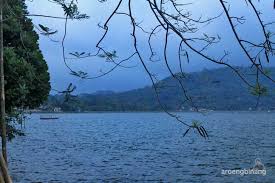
(1, 0, 50, 139)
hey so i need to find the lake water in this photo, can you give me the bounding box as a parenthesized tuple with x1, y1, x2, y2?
(7, 112, 275, 182)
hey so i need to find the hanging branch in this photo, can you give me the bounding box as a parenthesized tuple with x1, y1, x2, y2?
(22, 0, 275, 138)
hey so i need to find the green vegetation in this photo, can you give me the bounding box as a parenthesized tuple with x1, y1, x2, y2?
(2, 0, 50, 139)
(45, 67, 275, 112)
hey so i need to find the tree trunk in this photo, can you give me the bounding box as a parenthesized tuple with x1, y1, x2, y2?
(0, 153, 11, 183)
(0, 0, 7, 163)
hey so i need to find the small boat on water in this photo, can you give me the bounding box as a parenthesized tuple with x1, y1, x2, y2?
(40, 115, 59, 120)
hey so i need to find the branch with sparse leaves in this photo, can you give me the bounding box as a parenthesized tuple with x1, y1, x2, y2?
(22, 0, 275, 139)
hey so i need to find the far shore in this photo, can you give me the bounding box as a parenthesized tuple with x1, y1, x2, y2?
(26, 110, 275, 114)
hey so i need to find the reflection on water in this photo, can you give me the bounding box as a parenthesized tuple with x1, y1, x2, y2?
(8, 112, 275, 182)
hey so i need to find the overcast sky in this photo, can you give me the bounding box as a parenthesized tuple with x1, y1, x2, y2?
(26, 0, 274, 94)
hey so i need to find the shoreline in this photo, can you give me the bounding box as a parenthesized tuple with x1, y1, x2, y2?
(27, 110, 275, 114)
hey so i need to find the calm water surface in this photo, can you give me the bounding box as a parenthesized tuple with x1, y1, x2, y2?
(8, 112, 275, 182)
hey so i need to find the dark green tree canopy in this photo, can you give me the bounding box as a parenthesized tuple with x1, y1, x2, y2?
(3, 0, 50, 113)
(1, 0, 50, 139)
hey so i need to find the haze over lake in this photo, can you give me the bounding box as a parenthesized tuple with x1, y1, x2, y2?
(8, 112, 275, 183)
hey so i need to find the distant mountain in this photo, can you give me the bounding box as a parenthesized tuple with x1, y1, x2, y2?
(91, 90, 116, 95)
(44, 67, 275, 112)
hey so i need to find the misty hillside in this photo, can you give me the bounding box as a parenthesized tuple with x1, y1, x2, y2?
(45, 67, 275, 111)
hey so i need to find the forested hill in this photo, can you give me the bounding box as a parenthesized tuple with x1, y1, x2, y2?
(44, 67, 275, 112)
